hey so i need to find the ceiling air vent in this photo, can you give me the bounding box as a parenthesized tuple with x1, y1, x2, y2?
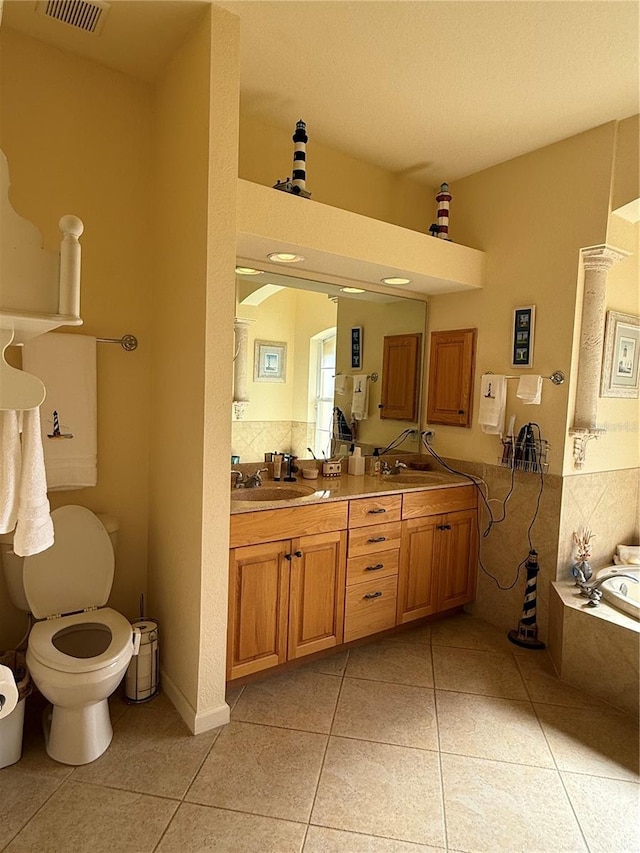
(36, 0, 111, 35)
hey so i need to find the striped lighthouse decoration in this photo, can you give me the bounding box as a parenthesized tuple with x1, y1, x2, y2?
(273, 120, 312, 198)
(508, 549, 546, 649)
(435, 182, 452, 240)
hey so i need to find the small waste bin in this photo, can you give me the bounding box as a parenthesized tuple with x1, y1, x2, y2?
(0, 650, 32, 769)
(125, 619, 159, 703)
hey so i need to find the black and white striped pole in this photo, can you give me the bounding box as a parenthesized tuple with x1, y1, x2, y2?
(508, 549, 546, 649)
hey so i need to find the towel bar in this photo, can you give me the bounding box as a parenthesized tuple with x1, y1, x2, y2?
(97, 334, 138, 351)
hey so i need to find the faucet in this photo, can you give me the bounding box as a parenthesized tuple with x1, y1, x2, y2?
(381, 459, 408, 475)
(578, 572, 639, 606)
(244, 468, 269, 488)
(231, 470, 244, 489)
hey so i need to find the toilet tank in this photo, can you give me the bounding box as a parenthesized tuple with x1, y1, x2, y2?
(0, 512, 119, 613)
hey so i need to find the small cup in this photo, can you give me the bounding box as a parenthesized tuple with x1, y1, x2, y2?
(302, 467, 319, 480)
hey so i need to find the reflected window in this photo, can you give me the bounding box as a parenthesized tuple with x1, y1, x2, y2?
(314, 330, 336, 458)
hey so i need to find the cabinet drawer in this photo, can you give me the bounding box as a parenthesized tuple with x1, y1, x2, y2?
(347, 549, 399, 586)
(402, 485, 477, 519)
(344, 575, 398, 642)
(348, 521, 402, 558)
(230, 502, 348, 548)
(349, 494, 402, 527)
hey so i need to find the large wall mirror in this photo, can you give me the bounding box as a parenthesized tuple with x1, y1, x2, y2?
(232, 270, 427, 463)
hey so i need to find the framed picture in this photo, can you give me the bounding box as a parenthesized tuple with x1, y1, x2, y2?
(511, 305, 535, 368)
(254, 340, 287, 383)
(600, 311, 639, 398)
(351, 326, 363, 370)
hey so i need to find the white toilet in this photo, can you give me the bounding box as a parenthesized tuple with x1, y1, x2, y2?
(0, 505, 137, 765)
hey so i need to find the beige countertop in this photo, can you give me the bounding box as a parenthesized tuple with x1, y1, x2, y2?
(230, 470, 469, 514)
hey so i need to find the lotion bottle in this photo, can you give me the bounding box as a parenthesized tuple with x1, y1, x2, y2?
(273, 454, 283, 481)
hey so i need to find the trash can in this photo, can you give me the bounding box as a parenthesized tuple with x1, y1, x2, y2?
(125, 619, 159, 703)
(0, 650, 32, 769)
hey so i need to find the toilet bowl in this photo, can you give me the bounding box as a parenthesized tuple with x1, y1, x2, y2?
(2, 505, 137, 765)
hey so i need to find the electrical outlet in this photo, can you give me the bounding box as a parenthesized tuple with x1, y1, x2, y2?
(422, 429, 435, 439)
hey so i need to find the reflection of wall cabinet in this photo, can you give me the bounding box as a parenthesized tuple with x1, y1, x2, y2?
(426, 328, 477, 427)
(380, 333, 422, 420)
(397, 486, 478, 624)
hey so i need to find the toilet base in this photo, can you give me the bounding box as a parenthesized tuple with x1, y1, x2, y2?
(43, 700, 113, 765)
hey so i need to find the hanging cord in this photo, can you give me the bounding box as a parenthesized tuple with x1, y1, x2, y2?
(375, 428, 418, 456)
(420, 428, 546, 590)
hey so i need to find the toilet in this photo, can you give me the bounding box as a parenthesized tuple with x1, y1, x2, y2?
(0, 505, 138, 765)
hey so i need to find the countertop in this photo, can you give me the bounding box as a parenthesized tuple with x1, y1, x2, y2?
(230, 470, 469, 514)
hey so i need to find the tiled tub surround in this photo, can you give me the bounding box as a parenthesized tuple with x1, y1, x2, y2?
(2, 614, 638, 852)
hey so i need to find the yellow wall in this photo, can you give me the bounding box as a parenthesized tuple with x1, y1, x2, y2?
(611, 114, 640, 212)
(0, 28, 153, 649)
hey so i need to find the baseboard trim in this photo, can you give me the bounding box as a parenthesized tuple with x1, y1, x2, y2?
(160, 669, 230, 735)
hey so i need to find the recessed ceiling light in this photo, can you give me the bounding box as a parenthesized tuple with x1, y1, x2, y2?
(381, 276, 411, 285)
(235, 266, 263, 275)
(267, 252, 305, 263)
(341, 287, 366, 294)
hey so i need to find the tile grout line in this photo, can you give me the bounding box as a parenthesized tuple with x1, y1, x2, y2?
(431, 636, 450, 853)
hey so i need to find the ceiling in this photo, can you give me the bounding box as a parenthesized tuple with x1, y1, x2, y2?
(2, 0, 638, 185)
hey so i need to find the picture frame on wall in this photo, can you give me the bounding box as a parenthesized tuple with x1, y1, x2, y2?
(511, 305, 535, 368)
(254, 340, 287, 382)
(600, 311, 639, 398)
(351, 326, 363, 370)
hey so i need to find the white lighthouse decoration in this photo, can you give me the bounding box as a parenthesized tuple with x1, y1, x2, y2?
(273, 120, 312, 198)
(435, 182, 452, 239)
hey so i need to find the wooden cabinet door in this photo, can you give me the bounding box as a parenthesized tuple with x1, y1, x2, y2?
(397, 516, 439, 624)
(380, 333, 422, 420)
(288, 530, 347, 660)
(436, 509, 478, 611)
(227, 540, 289, 679)
(426, 328, 476, 427)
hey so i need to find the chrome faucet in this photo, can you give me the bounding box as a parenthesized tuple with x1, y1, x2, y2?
(244, 467, 268, 488)
(578, 572, 639, 606)
(381, 460, 408, 475)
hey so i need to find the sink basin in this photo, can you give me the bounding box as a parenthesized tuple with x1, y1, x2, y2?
(231, 484, 317, 502)
(380, 472, 448, 486)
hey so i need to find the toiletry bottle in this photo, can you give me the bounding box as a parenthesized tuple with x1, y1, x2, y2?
(273, 453, 283, 481)
(348, 446, 365, 476)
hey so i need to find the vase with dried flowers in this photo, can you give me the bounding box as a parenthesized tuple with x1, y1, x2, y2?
(572, 528, 595, 584)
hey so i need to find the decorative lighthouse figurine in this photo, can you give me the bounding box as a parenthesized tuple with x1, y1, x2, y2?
(273, 120, 312, 198)
(435, 182, 452, 240)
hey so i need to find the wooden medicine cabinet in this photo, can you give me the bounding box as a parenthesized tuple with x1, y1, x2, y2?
(426, 328, 477, 427)
(380, 333, 422, 421)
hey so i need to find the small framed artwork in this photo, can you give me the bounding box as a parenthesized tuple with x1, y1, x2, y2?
(351, 326, 363, 370)
(600, 311, 639, 398)
(254, 340, 287, 383)
(511, 305, 535, 368)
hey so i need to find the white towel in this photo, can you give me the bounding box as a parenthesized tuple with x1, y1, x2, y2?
(0, 410, 21, 534)
(334, 374, 350, 396)
(13, 408, 54, 556)
(22, 333, 97, 490)
(516, 375, 543, 405)
(351, 374, 369, 420)
(478, 375, 507, 434)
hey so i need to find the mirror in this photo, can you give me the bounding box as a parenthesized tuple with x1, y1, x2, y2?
(232, 270, 427, 463)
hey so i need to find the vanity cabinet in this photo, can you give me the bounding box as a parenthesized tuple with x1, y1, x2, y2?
(397, 485, 478, 624)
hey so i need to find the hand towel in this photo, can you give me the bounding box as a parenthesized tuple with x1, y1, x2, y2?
(516, 375, 543, 405)
(351, 374, 369, 420)
(334, 374, 350, 396)
(22, 333, 97, 490)
(13, 408, 54, 557)
(0, 410, 21, 534)
(478, 375, 506, 434)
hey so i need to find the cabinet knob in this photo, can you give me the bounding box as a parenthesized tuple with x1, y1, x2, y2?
(437, 524, 452, 531)
(365, 563, 384, 571)
(284, 553, 292, 561)
(294, 550, 302, 558)
(364, 591, 383, 599)
(368, 508, 386, 514)
(368, 536, 386, 543)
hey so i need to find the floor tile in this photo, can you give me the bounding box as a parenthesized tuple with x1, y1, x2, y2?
(0, 767, 62, 850)
(4, 780, 177, 853)
(232, 669, 341, 733)
(224, 684, 244, 711)
(396, 623, 432, 645)
(71, 700, 219, 799)
(515, 653, 610, 709)
(561, 771, 640, 853)
(186, 721, 327, 822)
(430, 612, 513, 653)
(436, 689, 554, 767)
(333, 678, 438, 750)
(303, 825, 442, 852)
(301, 649, 350, 676)
(432, 646, 528, 699)
(311, 736, 444, 846)
(346, 639, 434, 688)
(156, 803, 306, 852)
(441, 753, 587, 852)
(535, 703, 640, 781)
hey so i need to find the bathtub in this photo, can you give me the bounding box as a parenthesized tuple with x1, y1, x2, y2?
(596, 565, 640, 621)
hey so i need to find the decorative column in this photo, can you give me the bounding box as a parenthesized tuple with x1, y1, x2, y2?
(570, 244, 629, 467)
(233, 318, 254, 420)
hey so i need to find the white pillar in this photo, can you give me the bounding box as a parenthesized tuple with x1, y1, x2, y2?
(233, 318, 254, 419)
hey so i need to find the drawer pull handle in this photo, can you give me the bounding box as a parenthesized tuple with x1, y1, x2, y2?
(368, 536, 386, 543)
(364, 591, 383, 600)
(368, 508, 386, 514)
(365, 563, 385, 572)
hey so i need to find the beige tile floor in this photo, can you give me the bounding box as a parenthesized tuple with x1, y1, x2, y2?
(2, 613, 638, 852)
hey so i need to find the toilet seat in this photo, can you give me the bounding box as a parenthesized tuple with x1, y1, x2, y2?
(28, 607, 133, 674)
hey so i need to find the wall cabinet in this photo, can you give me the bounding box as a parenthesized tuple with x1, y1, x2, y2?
(426, 328, 476, 427)
(380, 333, 422, 421)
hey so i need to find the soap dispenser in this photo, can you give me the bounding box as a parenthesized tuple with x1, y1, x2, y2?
(348, 446, 365, 476)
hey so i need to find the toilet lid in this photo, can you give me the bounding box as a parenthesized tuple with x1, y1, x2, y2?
(23, 506, 114, 619)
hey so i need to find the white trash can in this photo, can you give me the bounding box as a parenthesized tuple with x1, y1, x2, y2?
(0, 650, 31, 769)
(125, 619, 159, 703)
